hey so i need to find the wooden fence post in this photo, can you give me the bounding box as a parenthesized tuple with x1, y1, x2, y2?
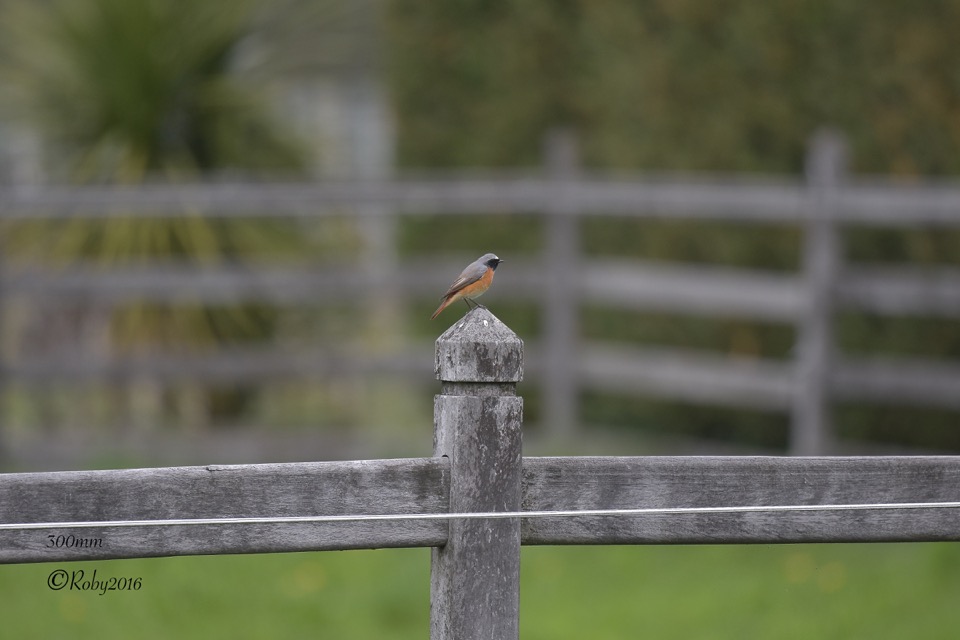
(542, 129, 580, 440)
(792, 130, 847, 455)
(431, 307, 524, 640)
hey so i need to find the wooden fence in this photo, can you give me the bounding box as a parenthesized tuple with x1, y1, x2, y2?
(2, 130, 960, 457)
(2, 310, 960, 638)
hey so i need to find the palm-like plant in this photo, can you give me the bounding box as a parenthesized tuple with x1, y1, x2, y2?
(0, 0, 308, 422)
(1, 0, 306, 177)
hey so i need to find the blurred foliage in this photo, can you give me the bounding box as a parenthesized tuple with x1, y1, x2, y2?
(387, 0, 960, 450)
(583, 391, 789, 450)
(836, 404, 960, 451)
(0, 0, 308, 421)
(388, 0, 960, 175)
(583, 307, 795, 360)
(398, 213, 544, 256)
(846, 227, 960, 266)
(838, 313, 960, 359)
(583, 218, 802, 270)
(0, 0, 304, 178)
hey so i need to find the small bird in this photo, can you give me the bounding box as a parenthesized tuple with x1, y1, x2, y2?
(431, 253, 503, 319)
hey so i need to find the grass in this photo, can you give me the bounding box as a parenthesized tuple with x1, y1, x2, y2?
(2, 543, 959, 638)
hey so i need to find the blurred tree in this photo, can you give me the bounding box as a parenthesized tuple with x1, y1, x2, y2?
(0, 0, 304, 178)
(0, 0, 308, 422)
(388, 0, 960, 175)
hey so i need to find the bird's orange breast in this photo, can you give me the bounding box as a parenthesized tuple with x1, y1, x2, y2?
(457, 266, 495, 298)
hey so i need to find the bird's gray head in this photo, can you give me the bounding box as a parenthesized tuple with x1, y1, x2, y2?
(480, 253, 503, 270)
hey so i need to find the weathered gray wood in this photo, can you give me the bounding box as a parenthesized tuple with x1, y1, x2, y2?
(521, 456, 960, 544)
(792, 130, 846, 455)
(580, 345, 795, 410)
(432, 308, 523, 640)
(0, 458, 448, 563)
(434, 308, 523, 384)
(542, 129, 580, 439)
(3, 453, 960, 565)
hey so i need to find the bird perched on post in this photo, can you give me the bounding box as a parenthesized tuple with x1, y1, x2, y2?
(431, 253, 503, 319)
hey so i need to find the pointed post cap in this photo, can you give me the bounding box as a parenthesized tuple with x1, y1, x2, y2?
(435, 308, 523, 383)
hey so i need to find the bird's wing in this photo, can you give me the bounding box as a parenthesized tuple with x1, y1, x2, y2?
(441, 262, 486, 298)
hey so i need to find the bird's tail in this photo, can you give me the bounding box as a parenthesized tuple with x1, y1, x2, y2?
(430, 297, 451, 320)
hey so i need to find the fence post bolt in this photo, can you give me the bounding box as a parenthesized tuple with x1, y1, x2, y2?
(431, 306, 524, 640)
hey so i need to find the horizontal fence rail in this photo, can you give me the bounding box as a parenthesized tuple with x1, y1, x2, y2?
(4, 455, 960, 563)
(520, 456, 960, 544)
(0, 458, 450, 563)
(4, 178, 960, 222)
(4, 262, 959, 321)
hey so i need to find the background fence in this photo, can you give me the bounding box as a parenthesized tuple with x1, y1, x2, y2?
(3, 310, 960, 639)
(1, 130, 960, 463)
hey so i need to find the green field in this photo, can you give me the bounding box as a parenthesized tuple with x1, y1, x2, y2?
(2, 543, 959, 638)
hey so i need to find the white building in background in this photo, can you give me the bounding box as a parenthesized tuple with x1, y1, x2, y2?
(0, 0, 395, 184)
(238, 0, 395, 181)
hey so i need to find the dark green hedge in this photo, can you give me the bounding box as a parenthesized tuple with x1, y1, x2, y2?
(388, 0, 960, 175)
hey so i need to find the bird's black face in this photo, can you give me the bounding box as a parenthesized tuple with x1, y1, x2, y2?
(486, 257, 503, 270)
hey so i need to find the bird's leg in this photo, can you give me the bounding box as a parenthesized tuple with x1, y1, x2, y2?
(464, 298, 476, 310)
